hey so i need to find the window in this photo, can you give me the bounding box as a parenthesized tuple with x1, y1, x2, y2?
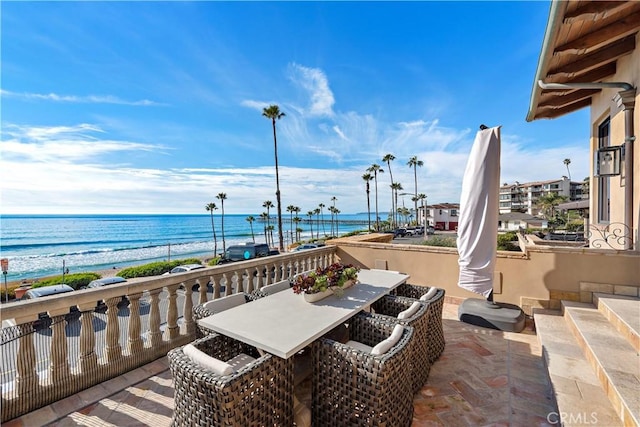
(597, 118, 610, 223)
(450, 210, 458, 217)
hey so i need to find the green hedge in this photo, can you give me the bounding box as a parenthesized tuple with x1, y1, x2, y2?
(421, 236, 457, 247)
(31, 273, 101, 290)
(118, 258, 203, 279)
(497, 232, 519, 251)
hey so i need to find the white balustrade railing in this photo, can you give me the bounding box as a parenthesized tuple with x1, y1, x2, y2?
(0, 246, 337, 422)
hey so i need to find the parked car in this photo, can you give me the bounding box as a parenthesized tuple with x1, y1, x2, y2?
(294, 243, 325, 251)
(165, 264, 205, 274)
(220, 243, 279, 264)
(21, 284, 79, 331)
(82, 277, 129, 312)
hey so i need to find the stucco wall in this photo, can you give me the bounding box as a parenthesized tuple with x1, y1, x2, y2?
(334, 236, 640, 314)
(589, 31, 640, 249)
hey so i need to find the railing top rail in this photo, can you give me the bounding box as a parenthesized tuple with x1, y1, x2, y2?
(0, 246, 337, 324)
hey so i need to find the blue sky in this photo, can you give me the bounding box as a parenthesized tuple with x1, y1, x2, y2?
(1, 1, 590, 215)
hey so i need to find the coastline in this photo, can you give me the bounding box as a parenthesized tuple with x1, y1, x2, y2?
(5, 256, 212, 290)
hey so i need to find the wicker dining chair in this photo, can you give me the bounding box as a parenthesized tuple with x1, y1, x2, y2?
(312, 312, 414, 427)
(371, 294, 431, 393)
(168, 333, 294, 426)
(393, 284, 446, 362)
(192, 292, 263, 339)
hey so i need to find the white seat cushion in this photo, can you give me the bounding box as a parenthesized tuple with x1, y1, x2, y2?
(371, 324, 405, 355)
(397, 301, 421, 320)
(419, 287, 439, 302)
(260, 279, 290, 295)
(202, 293, 246, 313)
(184, 344, 234, 375)
(346, 340, 373, 354)
(227, 353, 257, 371)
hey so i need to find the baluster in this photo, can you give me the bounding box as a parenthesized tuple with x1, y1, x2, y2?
(222, 273, 232, 296)
(242, 269, 251, 293)
(127, 294, 144, 355)
(15, 323, 38, 395)
(183, 281, 195, 336)
(104, 298, 122, 363)
(199, 277, 208, 305)
(77, 303, 98, 374)
(148, 289, 162, 348)
(254, 267, 264, 290)
(49, 311, 70, 384)
(165, 284, 180, 341)
(212, 275, 221, 300)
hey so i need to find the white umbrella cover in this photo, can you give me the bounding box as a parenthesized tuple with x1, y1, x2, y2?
(457, 126, 501, 298)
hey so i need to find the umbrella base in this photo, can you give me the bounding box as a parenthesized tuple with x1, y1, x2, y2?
(458, 298, 525, 332)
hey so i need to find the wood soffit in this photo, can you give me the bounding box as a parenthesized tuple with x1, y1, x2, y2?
(529, 0, 640, 121)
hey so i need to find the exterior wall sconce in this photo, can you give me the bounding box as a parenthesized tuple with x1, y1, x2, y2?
(595, 146, 622, 176)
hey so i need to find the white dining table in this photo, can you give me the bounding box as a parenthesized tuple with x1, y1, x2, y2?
(198, 269, 410, 359)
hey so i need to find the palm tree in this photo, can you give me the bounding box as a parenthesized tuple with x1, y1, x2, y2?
(245, 215, 255, 242)
(330, 196, 337, 236)
(367, 164, 384, 231)
(205, 202, 218, 255)
(362, 173, 373, 231)
(318, 203, 326, 236)
(260, 212, 269, 244)
(537, 193, 567, 220)
(391, 182, 403, 226)
(287, 205, 296, 245)
(216, 193, 227, 252)
(382, 154, 396, 226)
(314, 208, 321, 240)
(334, 208, 341, 236)
(563, 158, 572, 181)
(407, 156, 424, 225)
(266, 225, 275, 245)
(262, 105, 286, 252)
(307, 211, 314, 240)
(417, 193, 427, 228)
(293, 216, 302, 241)
(263, 200, 273, 242)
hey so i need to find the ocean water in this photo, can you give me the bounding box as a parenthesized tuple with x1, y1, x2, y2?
(0, 214, 370, 281)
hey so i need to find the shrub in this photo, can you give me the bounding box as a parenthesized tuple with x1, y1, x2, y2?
(497, 232, 520, 251)
(207, 257, 221, 266)
(566, 220, 584, 232)
(31, 273, 101, 290)
(118, 258, 203, 279)
(421, 236, 457, 248)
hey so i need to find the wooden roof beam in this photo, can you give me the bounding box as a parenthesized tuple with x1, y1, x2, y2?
(534, 98, 592, 120)
(548, 36, 635, 76)
(563, 1, 630, 24)
(542, 62, 617, 88)
(538, 89, 600, 108)
(555, 10, 640, 52)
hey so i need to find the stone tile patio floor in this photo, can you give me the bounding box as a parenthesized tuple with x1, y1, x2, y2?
(7, 302, 558, 427)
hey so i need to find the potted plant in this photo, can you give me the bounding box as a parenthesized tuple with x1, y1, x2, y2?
(292, 263, 360, 302)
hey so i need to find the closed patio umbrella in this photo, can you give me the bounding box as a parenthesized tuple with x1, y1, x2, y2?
(457, 125, 501, 299)
(457, 125, 524, 332)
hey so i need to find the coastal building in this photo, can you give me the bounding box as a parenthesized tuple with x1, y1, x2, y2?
(498, 212, 548, 231)
(418, 203, 459, 231)
(527, 1, 639, 251)
(499, 177, 584, 215)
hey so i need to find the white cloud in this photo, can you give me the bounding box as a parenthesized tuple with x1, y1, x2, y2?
(288, 63, 335, 117)
(240, 99, 270, 111)
(0, 89, 163, 106)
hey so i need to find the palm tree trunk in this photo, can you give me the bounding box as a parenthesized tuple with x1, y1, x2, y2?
(272, 120, 285, 252)
(220, 203, 226, 252)
(210, 211, 218, 255)
(374, 175, 379, 231)
(366, 184, 371, 231)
